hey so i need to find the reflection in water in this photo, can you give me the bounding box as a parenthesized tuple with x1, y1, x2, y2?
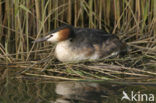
(0, 68, 156, 103)
(55, 82, 105, 103)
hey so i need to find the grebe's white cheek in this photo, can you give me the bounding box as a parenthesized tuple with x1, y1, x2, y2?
(47, 32, 59, 42)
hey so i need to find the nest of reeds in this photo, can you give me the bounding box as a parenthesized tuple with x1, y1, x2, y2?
(2, 30, 155, 81)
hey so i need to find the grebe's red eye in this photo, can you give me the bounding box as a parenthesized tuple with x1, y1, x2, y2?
(50, 34, 53, 37)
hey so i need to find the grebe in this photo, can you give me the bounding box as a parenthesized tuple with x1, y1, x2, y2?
(34, 25, 126, 62)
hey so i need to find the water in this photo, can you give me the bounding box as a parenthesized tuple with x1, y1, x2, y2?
(0, 68, 156, 103)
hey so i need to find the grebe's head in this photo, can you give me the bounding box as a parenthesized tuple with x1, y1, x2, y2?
(34, 25, 74, 43)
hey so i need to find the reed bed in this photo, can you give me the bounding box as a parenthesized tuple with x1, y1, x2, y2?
(0, 0, 156, 80)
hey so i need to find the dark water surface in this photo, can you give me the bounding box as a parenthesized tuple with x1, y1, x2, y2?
(0, 68, 156, 103)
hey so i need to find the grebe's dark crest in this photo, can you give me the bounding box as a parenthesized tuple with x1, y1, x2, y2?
(35, 25, 127, 62)
(34, 25, 74, 43)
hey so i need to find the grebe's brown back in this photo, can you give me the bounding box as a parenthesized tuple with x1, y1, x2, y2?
(34, 25, 127, 62)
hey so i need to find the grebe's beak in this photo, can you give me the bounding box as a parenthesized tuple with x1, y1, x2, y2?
(33, 35, 53, 43)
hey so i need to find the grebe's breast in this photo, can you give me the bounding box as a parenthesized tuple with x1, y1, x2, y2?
(55, 39, 99, 62)
(55, 28, 126, 62)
